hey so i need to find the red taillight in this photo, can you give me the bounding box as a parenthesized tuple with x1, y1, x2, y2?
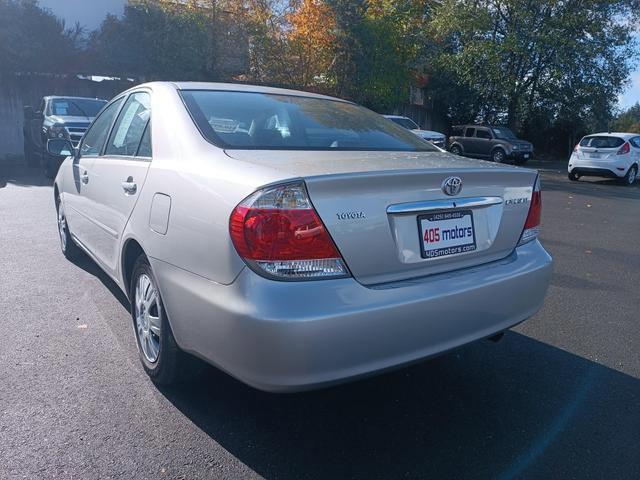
(519, 176, 541, 245)
(230, 207, 340, 260)
(230, 181, 348, 279)
(617, 142, 630, 155)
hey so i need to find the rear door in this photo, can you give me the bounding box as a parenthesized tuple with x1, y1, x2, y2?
(63, 97, 125, 251)
(83, 91, 152, 276)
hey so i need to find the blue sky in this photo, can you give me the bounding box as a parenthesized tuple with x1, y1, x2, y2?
(39, 0, 125, 30)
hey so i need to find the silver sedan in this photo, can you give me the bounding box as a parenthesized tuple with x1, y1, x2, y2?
(50, 82, 552, 392)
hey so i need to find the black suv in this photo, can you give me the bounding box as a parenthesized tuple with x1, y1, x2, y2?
(448, 125, 533, 164)
(23, 96, 107, 177)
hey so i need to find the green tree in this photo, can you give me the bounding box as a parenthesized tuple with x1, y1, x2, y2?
(612, 103, 640, 133)
(428, 0, 639, 133)
(0, 0, 81, 74)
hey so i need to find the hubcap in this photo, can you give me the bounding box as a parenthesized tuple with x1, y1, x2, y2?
(135, 273, 161, 363)
(57, 205, 67, 251)
(494, 151, 504, 162)
(629, 169, 636, 184)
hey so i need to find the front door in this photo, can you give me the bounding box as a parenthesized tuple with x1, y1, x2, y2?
(82, 92, 152, 277)
(475, 128, 493, 157)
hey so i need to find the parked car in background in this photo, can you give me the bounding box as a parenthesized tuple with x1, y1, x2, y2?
(384, 115, 446, 148)
(448, 125, 533, 164)
(23, 96, 107, 177)
(568, 133, 639, 186)
(50, 82, 552, 392)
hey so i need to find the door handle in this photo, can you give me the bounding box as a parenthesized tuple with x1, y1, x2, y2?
(81, 171, 89, 184)
(122, 176, 137, 195)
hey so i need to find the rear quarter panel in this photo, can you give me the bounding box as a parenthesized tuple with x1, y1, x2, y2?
(120, 84, 287, 287)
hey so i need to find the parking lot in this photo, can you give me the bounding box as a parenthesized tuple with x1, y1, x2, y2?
(0, 161, 639, 480)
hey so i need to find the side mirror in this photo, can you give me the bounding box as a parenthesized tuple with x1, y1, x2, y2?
(47, 138, 76, 157)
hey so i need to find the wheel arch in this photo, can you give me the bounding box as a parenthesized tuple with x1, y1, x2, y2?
(450, 142, 464, 153)
(121, 238, 145, 298)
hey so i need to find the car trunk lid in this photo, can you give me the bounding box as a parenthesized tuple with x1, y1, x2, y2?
(225, 150, 538, 285)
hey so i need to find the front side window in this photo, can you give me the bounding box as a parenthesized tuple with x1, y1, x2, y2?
(105, 92, 151, 157)
(180, 90, 437, 152)
(492, 127, 517, 140)
(80, 98, 124, 157)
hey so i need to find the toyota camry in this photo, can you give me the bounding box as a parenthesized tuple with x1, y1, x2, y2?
(49, 82, 553, 392)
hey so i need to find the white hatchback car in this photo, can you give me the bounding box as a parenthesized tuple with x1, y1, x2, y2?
(568, 132, 640, 185)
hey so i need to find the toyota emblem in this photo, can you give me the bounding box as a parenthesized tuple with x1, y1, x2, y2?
(442, 176, 463, 196)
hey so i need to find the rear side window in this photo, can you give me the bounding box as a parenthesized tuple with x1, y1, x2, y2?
(136, 122, 152, 157)
(579, 136, 624, 148)
(105, 92, 151, 157)
(476, 129, 491, 139)
(630, 137, 640, 148)
(180, 90, 437, 152)
(80, 98, 124, 157)
(465, 128, 475, 137)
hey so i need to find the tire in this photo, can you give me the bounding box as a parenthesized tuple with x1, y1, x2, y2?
(130, 254, 186, 385)
(450, 145, 462, 155)
(56, 195, 82, 260)
(621, 165, 637, 186)
(492, 148, 506, 163)
(568, 171, 579, 182)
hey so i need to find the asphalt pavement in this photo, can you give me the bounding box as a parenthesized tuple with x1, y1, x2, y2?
(1, 160, 639, 480)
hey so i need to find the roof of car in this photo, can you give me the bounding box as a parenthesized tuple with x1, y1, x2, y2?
(44, 96, 107, 101)
(585, 132, 638, 139)
(168, 81, 352, 103)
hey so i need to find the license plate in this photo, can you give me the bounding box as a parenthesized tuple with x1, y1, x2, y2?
(588, 153, 600, 159)
(418, 210, 477, 259)
(524, 153, 530, 159)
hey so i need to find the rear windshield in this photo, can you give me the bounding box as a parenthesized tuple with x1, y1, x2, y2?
(180, 90, 437, 151)
(50, 98, 106, 117)
(388, 117, 419, 130)
(579, 136, 625, 148)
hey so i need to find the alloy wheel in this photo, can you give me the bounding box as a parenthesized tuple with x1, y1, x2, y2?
(57, 204, 67, 252)
(135, 273, 162, 363)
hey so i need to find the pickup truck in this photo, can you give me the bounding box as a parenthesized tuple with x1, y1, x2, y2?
(23, 96, 107, 177)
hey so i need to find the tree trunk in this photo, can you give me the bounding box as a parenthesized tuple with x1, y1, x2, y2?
(507, 96, 519, 130)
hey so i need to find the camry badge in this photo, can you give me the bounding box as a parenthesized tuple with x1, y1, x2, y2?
(442, 176, 463, 196)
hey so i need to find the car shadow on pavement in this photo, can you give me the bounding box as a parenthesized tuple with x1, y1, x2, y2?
(0, 165, 52, 188)
(69, 250, 130, 312)
(159, 333, 640, 479)
(540, 174, 640, 201)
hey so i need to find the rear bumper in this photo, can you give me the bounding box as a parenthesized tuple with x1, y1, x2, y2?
(152, 240, 553, 392)
(568, 156, 632, 178)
